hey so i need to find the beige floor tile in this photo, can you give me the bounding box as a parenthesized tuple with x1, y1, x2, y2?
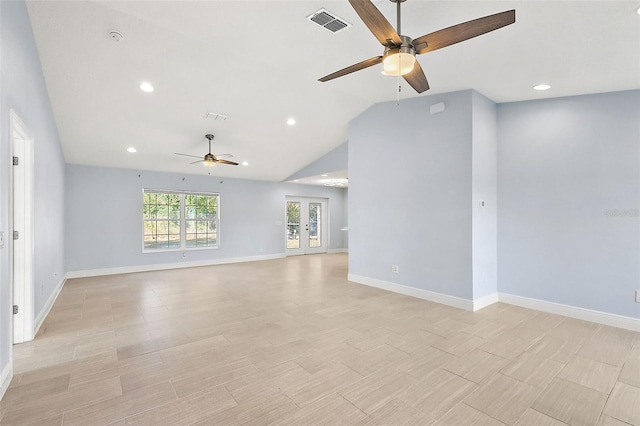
(514, 408, 568, 425)
(338, 367, 409, 414)
(422, 318, 470, 338)
(432, 332, 487, 357)
(275, 392, 367, 425)
(123, 385, 237, 425)
(463, 319, 513, 340)
(4, 255, 639, 425)
(522, 312, 567, 331)
(171, 358, 258, 399)
(558, 356, 620, 394)
(432, 403, 505, 426)
(444, 349, 510, 384)
(532, 378, 608, 426)
(501, 352, 565, 389)
(578, 340, 631, 367)
(597, 414, 633, 426)
(385, 329, 445, 354)
(405, 369, 478, 419)
(226, 361, 311, 402)
(394, 346, 453, 380)
(283, 364, 362, 408)
(602, 382, 640, 425)
(354, 398, 435, 426)
(62, 381, 177, 426)
(464, 373, 541, 425)
(617, 344, 640, 388)
(193, 388, 298, 426)
(526, 335, 582, 364)
(0, 376, 122, 424)
(0, 374, 70, 405)
(339, 344, 409, 376)
(480, 335, 534, 360)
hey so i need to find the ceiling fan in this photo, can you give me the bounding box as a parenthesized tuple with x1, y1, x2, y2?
(319, 0, 515, 93)
(175, 134, 239, 167)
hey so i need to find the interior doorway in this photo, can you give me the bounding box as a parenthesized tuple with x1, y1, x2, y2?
(10, 110, 35, 343)
(285, 197, 328, 255)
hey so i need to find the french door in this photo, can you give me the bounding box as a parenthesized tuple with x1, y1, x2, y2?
(285, 197, 327, 255)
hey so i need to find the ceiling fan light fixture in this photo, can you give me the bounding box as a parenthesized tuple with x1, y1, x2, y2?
(382, 49, 416, 76)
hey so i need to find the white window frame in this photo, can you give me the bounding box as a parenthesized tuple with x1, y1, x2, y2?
(142, 189, 220, 252)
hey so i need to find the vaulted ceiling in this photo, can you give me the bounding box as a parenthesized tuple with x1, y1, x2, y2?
(26, 1, 639, 182)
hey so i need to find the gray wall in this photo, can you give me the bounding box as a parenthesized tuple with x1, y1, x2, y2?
(0, 0, 66, 375)
(471, 91, 498, 299)
(65, 165, 347, 272)
(349, 90, 473, 299)
(497, 90, 640, 318)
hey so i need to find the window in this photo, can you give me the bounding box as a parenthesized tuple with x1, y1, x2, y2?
(143, 190, 219, 251)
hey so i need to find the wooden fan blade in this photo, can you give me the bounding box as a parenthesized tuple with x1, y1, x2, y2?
(319, 56, 383, 82)
(403, 61, 430, 93)
(216, 159, 239, 166)
(349, 0, 402, 46)
(413, 10, 515, 55)
(214, 153, 233, 158)
(190, 160, 204, 165)
(175, 152, 204, 159)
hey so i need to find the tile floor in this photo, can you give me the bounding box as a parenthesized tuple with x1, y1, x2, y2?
(0, 254, 638, 425)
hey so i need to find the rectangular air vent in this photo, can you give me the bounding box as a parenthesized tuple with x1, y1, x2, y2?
(307, 8, 351, 33)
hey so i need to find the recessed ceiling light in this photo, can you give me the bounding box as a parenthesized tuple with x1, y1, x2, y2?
(241, 161, 249, 166)
(321, 174, 328, 177)
(637, 6, 640, 14)
(139, 82, 154, 93)
(126, 147, 137, 153)
(287, 118, 296, 126)
(533, 84, 551, 91)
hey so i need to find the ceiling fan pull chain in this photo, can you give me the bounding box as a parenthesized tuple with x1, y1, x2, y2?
(397, 74, 401, 105)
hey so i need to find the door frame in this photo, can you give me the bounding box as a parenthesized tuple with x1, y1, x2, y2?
(285, 197, 328, 256)
(10, 109, 35, 343)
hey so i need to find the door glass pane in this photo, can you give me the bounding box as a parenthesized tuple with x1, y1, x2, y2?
(286, 201, 300, 249)
(308, 202, 321, 248)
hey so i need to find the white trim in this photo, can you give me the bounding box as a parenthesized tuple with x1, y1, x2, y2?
(499, 293, 640, 332)
(66, 253, 285, 279)
(472, 292, 499, 312)
(327, 248, 348, 254)
(0, 361, 13, 401)
(10, 109, 35, 344)
(34, 276, 66, 335)
(343, 275, 639, 331)
(348, 274, 473, 311)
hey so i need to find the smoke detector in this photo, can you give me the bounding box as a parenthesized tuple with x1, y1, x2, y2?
(109, 31, 124, 42)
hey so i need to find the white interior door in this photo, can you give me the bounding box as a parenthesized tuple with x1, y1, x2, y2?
(11, 110, 35, 343)
(286, 197, 328, 256)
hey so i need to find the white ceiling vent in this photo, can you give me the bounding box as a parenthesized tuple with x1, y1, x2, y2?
(307, 9, 351, 33)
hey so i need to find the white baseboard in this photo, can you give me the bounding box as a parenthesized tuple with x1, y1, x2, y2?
(66, 253, 286, 279)
(35, 276, 66, 336)
(499, 293, 640, 332)
(348, 274, 473, 311)
(473, 293, 499, 312)
(327, 248, 348, 254)
(344, 275, 640, 331)
(0, 361, 12, 401)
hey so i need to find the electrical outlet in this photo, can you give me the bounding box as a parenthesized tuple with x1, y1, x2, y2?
(636, 290, 640, 303)
(391, 264, 399, 273)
